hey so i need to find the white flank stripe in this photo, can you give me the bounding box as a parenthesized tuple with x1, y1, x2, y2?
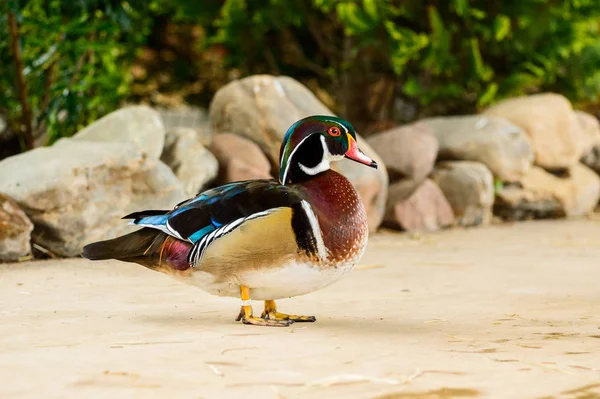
(300, 200, 328, 260)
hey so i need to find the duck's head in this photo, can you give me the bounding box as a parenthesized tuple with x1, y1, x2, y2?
(279, 115, 377, 185)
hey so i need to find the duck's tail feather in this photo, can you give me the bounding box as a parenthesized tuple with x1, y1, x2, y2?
(82, 228, 192, 271)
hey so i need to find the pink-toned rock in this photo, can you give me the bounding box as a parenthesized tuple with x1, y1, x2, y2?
(366, 122, 438, 183)
(484, 93, 582, 169)
(384, 179, 455, 232)
(209, 133, 273, 184)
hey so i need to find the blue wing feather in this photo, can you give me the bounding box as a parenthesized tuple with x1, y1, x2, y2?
(126, 179, 305, 244)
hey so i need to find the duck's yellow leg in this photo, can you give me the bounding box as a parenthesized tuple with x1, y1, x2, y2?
(261, 300, 316, 322)
(235, 286, 292, 327)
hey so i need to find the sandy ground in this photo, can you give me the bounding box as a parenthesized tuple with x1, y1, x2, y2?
(1, 219, 600, 399)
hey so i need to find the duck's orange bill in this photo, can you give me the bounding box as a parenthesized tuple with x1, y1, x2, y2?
(345, 134, 378, 169)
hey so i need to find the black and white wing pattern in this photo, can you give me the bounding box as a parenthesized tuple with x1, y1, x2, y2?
(122, 179, 323, 265)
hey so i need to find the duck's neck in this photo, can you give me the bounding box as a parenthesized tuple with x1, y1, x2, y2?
(294, 169, 368, 262)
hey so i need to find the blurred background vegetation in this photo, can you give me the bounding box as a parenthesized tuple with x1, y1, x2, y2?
(2, 0, 600, 153)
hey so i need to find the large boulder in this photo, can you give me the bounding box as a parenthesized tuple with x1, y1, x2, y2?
(422, 115, 533, 182)
(366, 121, 438, 182)
(384, 179, 455, 232)
(575, 111, 600, 157)
(431, 161, 494, 227)
(209, 133, 273, 184)
(483, 93, 582, 170)
(209, 75, 388, 230)
(581, 146, 600, 175)
(72, 105, 165, 160)
(494, 164, 600, 220)
(0, 139, 184, 257)
(366, 122, 438, 205)
(579, 111, 600, 173)
(0, 193, 33, 262)
(157, 105, 210, 137)
(161, 127, 218, 197)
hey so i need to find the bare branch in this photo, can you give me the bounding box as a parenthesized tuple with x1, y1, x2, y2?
(7, 10, 34, 150)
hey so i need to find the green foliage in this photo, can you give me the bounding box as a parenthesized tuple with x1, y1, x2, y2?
(2, 0, 600, 149)
(0, 0, 152, 146)
(177, 0, 600, 115)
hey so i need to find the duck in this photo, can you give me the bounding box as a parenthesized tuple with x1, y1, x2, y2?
(82, 115, 378, 327)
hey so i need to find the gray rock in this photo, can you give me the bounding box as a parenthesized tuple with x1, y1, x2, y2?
(384, 179, 455, 232)
(579, 111, 600, 173)
(484, 93, 582, 170)
(431, 161, 494, 226)
(0, 193, 33, 262)
(72, 105, 165, 160)
(0, 139, 184, 257)
(366, 121, 438, 183)
(209, 133, 273, 184)
(576, 111, 600, 158)
(157, 105, 209, 132)
(494, 164, 600, 220)
(209, 74, 388, 231)
(423, 115, 533, 182)
(161, 127, 218, 197)
(582, 146, 600, 175)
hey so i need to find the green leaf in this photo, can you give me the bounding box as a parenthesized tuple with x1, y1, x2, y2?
(452, 0, 469, 17)
(493, 15, 511, 41)
(362, 0, 378, 20)
(523, 61, 546, 78)
(469, 37, 492, 80)
(337, 2, 375, 34)
(470, 8, 486, 19)
(402, 77, 421, 97)
(494, 179, 504, 195)
(428, 6, 446, 42)
(478, 83, 498, 106)
(425, 6, 451, 74)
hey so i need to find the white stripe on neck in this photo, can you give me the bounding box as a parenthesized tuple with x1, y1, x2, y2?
(280, 134, 312, 185)
(298, 159, 330, 175)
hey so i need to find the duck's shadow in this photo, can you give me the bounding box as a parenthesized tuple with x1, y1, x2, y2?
(133, 310, 431, 336)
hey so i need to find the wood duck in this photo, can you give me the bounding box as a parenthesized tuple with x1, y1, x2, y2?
(82, 115, 378, 327)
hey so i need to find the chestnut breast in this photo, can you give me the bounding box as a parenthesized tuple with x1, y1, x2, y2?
(295, 169, 369, 263)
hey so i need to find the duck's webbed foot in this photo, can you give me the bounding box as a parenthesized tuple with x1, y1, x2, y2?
(235, 287, 293, 327)
(261, 299, 316, 323)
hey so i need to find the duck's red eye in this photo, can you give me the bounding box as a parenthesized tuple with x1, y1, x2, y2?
(328, 127, 341, 136)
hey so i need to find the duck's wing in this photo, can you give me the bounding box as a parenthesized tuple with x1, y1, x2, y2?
(124, 179, 323, 264)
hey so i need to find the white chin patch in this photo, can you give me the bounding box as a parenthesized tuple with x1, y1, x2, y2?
(298, 159, 330, 175)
